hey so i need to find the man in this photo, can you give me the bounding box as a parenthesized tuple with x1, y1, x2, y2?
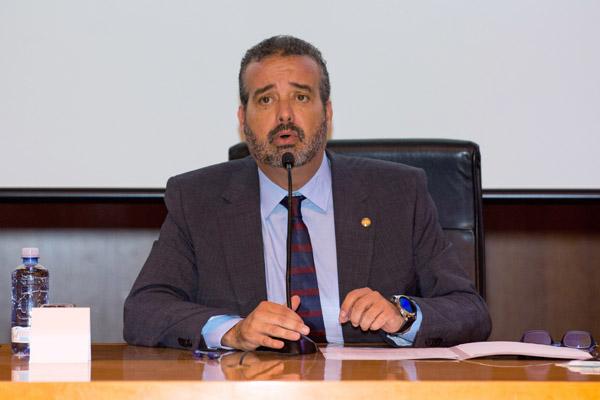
(124, 35, 491, 351)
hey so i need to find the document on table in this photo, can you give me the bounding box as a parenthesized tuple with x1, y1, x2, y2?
(320, 341, 593, 361)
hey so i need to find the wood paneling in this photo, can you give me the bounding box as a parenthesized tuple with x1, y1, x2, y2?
(0, 201, 166, 228)
(484, 203, 600, 341)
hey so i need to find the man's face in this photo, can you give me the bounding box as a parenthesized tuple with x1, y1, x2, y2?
(238, 55, 332, 168)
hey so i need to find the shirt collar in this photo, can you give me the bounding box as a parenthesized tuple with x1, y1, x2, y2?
(258, 154, 332, 218)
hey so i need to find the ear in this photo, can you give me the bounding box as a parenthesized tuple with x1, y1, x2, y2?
(325, 100, 333, 126)
(237, 105, 247, 140)
(237, 105, 246, 128)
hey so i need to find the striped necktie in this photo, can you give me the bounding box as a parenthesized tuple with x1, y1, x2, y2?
(281, 195, 327, 342)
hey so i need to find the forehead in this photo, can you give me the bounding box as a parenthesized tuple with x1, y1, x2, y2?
(243, 55, 321, 91)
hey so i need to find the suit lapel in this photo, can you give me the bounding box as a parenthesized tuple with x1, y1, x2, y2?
(330, 153, 376, 304)
(218, 157, 267, 316)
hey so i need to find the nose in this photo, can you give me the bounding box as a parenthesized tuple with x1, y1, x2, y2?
(277, 99, 294, 124)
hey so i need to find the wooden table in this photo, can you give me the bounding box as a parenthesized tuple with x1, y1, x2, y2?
(1, 344, 599, 399)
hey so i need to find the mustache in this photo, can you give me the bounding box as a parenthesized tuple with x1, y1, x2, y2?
(267, 123, 305, 143)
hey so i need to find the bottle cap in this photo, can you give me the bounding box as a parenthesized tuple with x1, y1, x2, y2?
(21, 247, 40, 258)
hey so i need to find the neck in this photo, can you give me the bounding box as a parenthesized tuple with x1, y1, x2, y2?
(257, 150, 325, 191)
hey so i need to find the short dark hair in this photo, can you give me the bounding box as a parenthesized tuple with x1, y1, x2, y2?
(239, 35, 330, 108)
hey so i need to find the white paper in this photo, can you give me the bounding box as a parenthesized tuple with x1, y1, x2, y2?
(29, 307, 91, 363)
(454, 341, 593, 360)
(320, 341, 593, 361)
(320, 345, 458, 360)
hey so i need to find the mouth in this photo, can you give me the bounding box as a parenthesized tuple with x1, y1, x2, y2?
(270, 127, 301, 146)
(272, 133, 298, 146)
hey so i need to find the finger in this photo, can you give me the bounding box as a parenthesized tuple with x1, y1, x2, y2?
(348, 290, 379, 327)
(254, 334, 285, 350)
(259, 301, 306, 326)
(273, 312, 310, 336)
(359, 303, 385, 331)
(262, 336, 285, 350)
(268, 324, 302, 341)
(349, 301, 371, 328)
(290, 295, 301, 311)
(257, 309, 309, 336)
(339, 287, 372, 323)
(370, 312, 389, 331)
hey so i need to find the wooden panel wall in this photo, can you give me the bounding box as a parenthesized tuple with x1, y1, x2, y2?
(484, 202, 600, 341)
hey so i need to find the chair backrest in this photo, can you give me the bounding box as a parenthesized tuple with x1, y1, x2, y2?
(229, 138, 485, 297)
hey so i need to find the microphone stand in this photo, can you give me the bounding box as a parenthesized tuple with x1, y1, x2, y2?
(256, 152, 318, 355)
(285, 158, 293, 309)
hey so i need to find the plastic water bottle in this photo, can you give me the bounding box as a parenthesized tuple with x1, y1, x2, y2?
(11, 247, 49, 356)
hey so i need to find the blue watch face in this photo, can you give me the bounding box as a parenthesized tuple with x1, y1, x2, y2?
(399, 297, 414, 313)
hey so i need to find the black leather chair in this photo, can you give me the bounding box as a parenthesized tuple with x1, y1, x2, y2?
(228, 139, 485, 297)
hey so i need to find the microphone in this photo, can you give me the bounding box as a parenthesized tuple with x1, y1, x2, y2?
(282, 152, 294, 309)
(282, 152, 295, 169)
(256, 152, 318, 355)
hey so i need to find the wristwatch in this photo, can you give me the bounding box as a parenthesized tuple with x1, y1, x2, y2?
(389, 295, 417, 334)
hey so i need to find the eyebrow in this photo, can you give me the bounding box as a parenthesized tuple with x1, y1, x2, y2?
(252, 84, 274, 99)
(290, 82, 313, 93)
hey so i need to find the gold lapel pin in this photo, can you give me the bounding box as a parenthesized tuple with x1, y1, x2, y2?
(361, 217, 372, 228)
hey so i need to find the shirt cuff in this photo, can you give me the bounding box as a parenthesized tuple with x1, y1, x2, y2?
(384, 303, 422, 347)
(201, 314, 243, 349)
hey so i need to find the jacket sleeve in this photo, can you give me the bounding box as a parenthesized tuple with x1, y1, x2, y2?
(410, 169, 492, 347)
(123, 177, 233, 349)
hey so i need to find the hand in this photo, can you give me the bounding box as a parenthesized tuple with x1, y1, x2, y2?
(221, 295, 310, 351)
(339, 288, 404, 334)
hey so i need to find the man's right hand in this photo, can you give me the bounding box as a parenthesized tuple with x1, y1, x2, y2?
(221, 295, 310, 351)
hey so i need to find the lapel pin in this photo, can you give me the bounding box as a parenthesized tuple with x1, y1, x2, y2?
(361, 217, 372, 228)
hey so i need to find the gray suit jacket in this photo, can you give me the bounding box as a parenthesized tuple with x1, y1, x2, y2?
(124, 152, 491, 349)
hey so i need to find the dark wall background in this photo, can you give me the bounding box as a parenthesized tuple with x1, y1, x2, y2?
(1, 194, 599, 343)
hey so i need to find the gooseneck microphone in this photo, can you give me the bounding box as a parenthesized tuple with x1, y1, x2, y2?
(282, 152, 295, 309)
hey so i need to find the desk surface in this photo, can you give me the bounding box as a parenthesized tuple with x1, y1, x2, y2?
(1, 344, 599, 399)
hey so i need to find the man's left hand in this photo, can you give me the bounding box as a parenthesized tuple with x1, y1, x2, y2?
(339, 287, 404, 334)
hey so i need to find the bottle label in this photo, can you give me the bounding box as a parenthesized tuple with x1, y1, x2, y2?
(11, 369, 30, 382)
(11, 326, 30, 343)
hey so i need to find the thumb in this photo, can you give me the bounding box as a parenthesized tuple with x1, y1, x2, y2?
(291, 295, 301, 311)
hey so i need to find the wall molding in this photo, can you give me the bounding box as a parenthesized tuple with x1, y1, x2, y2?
(2, 189, 600, 202)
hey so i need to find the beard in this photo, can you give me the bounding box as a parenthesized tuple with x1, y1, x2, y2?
(243, 116, 328, 168)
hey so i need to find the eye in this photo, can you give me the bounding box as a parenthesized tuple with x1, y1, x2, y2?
(296, 94, 309, 102)
(259, 96, 272, 105)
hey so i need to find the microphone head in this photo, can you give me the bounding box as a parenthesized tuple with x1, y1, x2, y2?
(282, 152, 295, 169)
